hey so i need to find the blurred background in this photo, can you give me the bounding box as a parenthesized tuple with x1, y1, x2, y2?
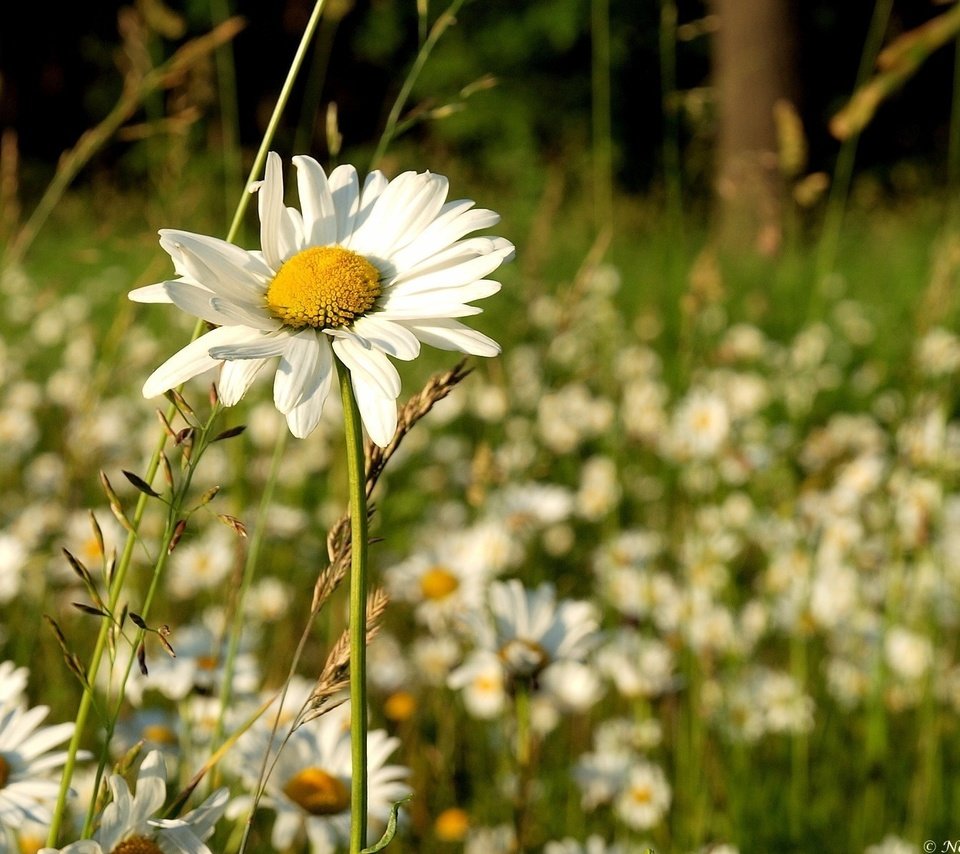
(5, 3, 960, 852)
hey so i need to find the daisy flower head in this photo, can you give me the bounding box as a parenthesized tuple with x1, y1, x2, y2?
(131, 153, 514, 446)
(41, 750, 228, 854)
(0, 703, 75, 833)
(229, 702, 410, 853)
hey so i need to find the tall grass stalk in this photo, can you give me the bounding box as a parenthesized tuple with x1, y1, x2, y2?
(209, 0, 244, 228)
(89, 403, 234, 825)
(789, 633, 809, 841)
(225, 0, 330, 244)
(591, 0, 613, 240)
(658, 0, 683, 253)
(369, 0, 467, 170)
(813, 0, 893, 291)
(45, 2, 330, 843)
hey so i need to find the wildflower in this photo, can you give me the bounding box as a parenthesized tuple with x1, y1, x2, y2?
(229, 702, 409, 853)
(41, 750, 228, 853)
(884, 626, 933, 682)
(613, 761, 672, 831)
(0, 703, 76, 833)
(167, 528, 236, 599)
(0, 532, 27, 604)
(595, 630, 675, 699)
(0, 661, 28, 709)
(667, 389, 731, 460)
(131, 153, 513, 446)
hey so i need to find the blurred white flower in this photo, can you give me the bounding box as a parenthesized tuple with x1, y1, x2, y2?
(884, 626, 933, 682)
(613, 761, 671, 831)
(229, 703, 409, 853)
(168, 528, 236, 599)
(668, 390, 730, 460)
(0, 703, 76, 832)
(42, 750, 227, 854)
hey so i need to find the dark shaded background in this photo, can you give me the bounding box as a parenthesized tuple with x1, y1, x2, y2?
(0, 0, 954, 196)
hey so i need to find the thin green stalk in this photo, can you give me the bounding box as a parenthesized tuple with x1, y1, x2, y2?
(658, 0, 682, 249)
(369, 0, 467, 170)
(212, 429, 289, 774)
(46, 407, 178, 846)
(225, 0, 329, 244)
(209, 0, 244, 227)
(340, 365, 370, 854)
(46, 2, 329, 842)
(814, 0, 893, 288)
(513, 683, 533, 854)
(82, 405, 224, 837)
(789, 634, 809, 842)
(591, 0, 613, 238)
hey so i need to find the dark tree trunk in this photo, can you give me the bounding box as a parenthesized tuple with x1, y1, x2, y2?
(712, 0, 798, 256)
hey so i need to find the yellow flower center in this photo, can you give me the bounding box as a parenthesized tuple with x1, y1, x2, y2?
(266, 246, 381, 329)
(434, 807, 471, 842)
(419, 566, 460, 600)
(111, 836, 164, 854)
(142, 723, 178, 745)
(630, 783, 653, 805)
(0, 754, 9, 788)
(283, 766, 351, 816)
(384, 690, 417, 722)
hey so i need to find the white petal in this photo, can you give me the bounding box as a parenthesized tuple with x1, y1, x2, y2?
(129, 282, 175, 303)
(162, 281, 267, 329)
(130, 751, 167, 823)
(294, 155, 338, 246)
(351, 316, 420, 360)
(331, 336, 401, 398)
(387, 203, 501, 271)
(352, 371, 398, 448)
(285, 343, 335, 438)
(386, 244, 513, 297)
(403, 318, 501, 356)
(208, 331, 291, 360)
(218, 357, 267, 406)
(159, 230, 272, 297)
(274, 329, 323, 414)
(329, 164, 361, 243)
(342, 170, 389, 249)
(378, 280, 501, 318)
(209, 296, 282, 331)
(350, 172, 448, 258)
(258, 152, 292, 269)
(142, 327, 258, 398)
(389, 236, 514, 287)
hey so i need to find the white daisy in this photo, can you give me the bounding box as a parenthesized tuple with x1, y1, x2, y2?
(229, 702, 410, 853)
(131, 152, 514, 446)
(41, 750, 228, 854)
(0, 703, 75, 832)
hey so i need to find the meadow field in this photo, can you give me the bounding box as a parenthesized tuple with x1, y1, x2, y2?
(2, 3, 960, 854)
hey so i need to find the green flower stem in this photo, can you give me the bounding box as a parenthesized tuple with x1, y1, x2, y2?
(339, 364, 370, 854)
(513, 683, 533, 854)
(82, 404, 224, 838)
(45, 395, 181, 847)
